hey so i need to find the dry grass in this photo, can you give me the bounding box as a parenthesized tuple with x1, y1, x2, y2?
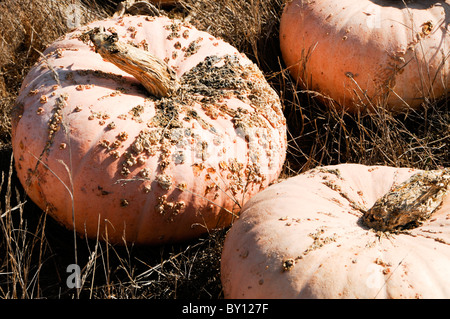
(0, 0, 449, 299)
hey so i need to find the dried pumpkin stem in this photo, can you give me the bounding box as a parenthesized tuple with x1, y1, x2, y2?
(89, 27, 179, 98)
(362, 169, 450, 232)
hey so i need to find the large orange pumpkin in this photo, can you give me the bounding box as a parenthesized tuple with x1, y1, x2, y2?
(12, 15, 286, 245)
(221, 164, 450, 298)
(280, 0, 450, 112)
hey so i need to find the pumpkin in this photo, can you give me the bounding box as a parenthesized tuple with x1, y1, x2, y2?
(11, 14, 286, 245)
(279, 0, 450, 113)
(221, 163, 450, 298)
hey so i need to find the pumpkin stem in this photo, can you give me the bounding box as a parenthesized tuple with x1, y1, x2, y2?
(89, 27, 179, 98)
(362, 169, 450, 232)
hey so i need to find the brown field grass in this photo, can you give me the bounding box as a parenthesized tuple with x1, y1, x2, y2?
(0, 0, 448, 299)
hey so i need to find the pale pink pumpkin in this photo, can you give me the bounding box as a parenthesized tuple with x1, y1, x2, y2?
(280, 0, 450, 112)
(12, 15, 286, 245)
(221, 164, 450, 298)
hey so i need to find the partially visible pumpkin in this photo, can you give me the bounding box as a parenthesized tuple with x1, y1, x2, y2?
(221, 164, 450, 298)
(280, 0, 450, 112)
(11, 14, 286, 245)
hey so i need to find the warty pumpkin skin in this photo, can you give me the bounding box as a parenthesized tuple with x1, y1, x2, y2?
(221, 164, 450, 299)
(11, 15, 287, 245)
(280, 0, 450, 113)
